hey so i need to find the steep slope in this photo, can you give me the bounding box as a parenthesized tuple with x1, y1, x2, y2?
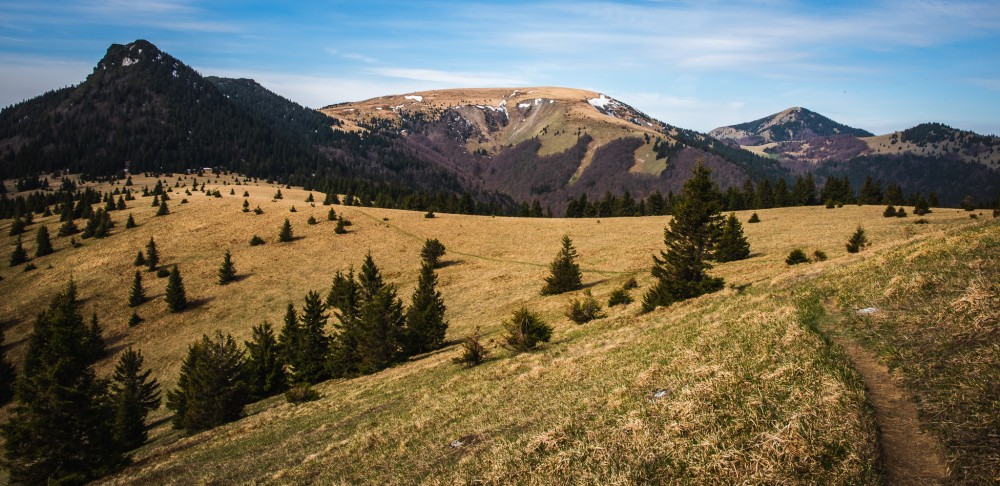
(323, 88, 788, 212)
(709, 106, 874, 145)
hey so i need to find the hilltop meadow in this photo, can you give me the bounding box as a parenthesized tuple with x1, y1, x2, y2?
(0, 173, 996, 484)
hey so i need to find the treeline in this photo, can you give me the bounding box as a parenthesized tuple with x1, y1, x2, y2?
(562, 173, 949, 218)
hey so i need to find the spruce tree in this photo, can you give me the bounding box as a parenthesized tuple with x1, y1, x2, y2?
(291, 291, 330, 383)
(9, 236, 27, 266)
(334, 218, 347, 234)
(642, 162, 724, 312)
(358, 253, 385, 301)
(2, 282, 123, 483)
(245, 322, 287, 400)
(420, 238, 447, 268)
(327, 207, 337, 221)
(34, 225, 53, 257)
(58, 218, 79, 237)
(110, 348, 161, 451)
(134, 250, 146, 267)
(217, 250, 237, 285)
(747, 212, 760, 223)
(127, 271, 146, 307)
(715, 213, 751, 262)
(8, 217, 25, 236)
(453, 327, 489, 367)
(0, 329, 16, 405)
(326, 270, 362, 377)
(540, 235, 583, 295)
(156, 200, 169, 216)
(125, 213, 136, 228)
(356, 285, 405, 374)
(165, 265, 187, 312)
(883, 204, 897, 217)
(127, 312, 142, 327)
(166, 332, 248, 432)
(404, 262, 448, 355)
(278, 218, 293, 242)
(846, 226, 869, 253)
(277, 303, 299, 367)
(145, 237, 159, 271)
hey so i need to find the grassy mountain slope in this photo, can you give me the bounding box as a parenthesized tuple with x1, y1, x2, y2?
(323, 88, 789, 213)
(0, 174, 992, 483)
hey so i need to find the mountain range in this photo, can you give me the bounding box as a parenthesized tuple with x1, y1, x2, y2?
(1, 40, 998, 208)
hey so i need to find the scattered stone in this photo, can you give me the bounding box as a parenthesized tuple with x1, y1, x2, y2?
(856, 307, 878, 316)
(649, 388, 670, 401)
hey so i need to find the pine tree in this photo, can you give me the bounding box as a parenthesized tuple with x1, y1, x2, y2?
(327, 207, 337, 221)
(846, 226, 868, 253)
(9, 236, 27, 266)
(156, 200, 169, 216)
(127, 271, 146, 307)
(0, 329, 16, 405)
(502, 306, 552, 352)
(110, 348, 161, 451)
(34, 225, 53, 257)
(277, 303, 299, 367)
(58, 218, 79, 236)
(125, 213, 136, 228)
(116, 196, 127, 210)
(217, 250, 236, 285)
(244, 322, 287, 400)
(420, 238, 446, 268)
(883, 204, 897, 217)
(642, 162, 725, 312)
(358, 253, 385, 301)
(278, 218, 293, 242)
(291, 291, 330, 383)
(2, 282, 123, 483)
(540, 235, 583, 295)
(242, 199, 250, 212)
(715, 213, 751, 262)
(326, 270, 362, 377)
(166, 332, 248, 432)
(404, 262, 448, 355)
(274, 189, 283, 200)
(134, 250, 146, 267)
(127, 312, 142, 327)
(145, 237, 159, 271)
(334, 218, 347, 234)
(785, 249, 810, 265)
(165, 265, 187, 312)
(355, 286, 405, 374)
(8, 217, 25, 236)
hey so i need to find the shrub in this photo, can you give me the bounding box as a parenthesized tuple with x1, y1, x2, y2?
(249, 235, 265, 246)
(289, 206, 297, 213)
(424, 211, 436, 219)
(334, 219, 347, 234)
(502, 306, 552, 352)
(622, 277, 638, 289)
(608, 287, 633, 307)
(824, 199, 836, 209)
(785, 249, 810, 265)
(253, 206, 263, 215)
(453, 327, 489, 367)
(895, 207, 907, 218)
(883, 205, 897, 217)
(747, 212, 760, 223)
(156, 267, 170, 278)
(812, 249, 828, 261)
(566, 290, 605, 324)
(307, 216, 318, 225)
(127, 312, 142, 327)
(284, 383, 320, 404)
(914, 219, 929, 225)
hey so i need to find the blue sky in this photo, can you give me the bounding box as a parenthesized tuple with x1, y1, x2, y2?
(1, 0, 998, 135)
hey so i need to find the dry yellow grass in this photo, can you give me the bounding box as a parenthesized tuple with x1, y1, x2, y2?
(0, 174, 984, 484)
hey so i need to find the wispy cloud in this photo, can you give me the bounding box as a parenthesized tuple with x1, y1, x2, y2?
(370, 68, 527, 87)
(325, 48, 379, 64)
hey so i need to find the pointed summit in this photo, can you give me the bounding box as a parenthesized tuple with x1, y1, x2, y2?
(709, 107, 873, 145)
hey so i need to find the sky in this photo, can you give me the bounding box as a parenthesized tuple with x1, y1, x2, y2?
(1, 0, 998, 135)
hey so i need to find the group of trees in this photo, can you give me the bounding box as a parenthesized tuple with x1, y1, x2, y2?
(165, 242, 450, 434)
(1, 282, 160, 484)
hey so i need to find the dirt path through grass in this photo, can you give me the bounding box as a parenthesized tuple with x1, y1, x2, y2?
(821, 323, 949, 484)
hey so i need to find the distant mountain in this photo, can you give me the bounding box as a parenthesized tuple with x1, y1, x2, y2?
(711, 109, 1000, 206)
(709, 107, 874, 145)
(324, 88, 789, 212)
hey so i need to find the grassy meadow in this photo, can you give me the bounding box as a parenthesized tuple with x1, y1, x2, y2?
(0, 173, 993, 484)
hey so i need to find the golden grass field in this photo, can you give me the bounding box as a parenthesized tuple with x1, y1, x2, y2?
(0, 174, 995, 484)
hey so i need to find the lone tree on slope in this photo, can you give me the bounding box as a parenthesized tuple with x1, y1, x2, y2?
(541, 235, 583, 295)
(642, 162, 725, 313)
